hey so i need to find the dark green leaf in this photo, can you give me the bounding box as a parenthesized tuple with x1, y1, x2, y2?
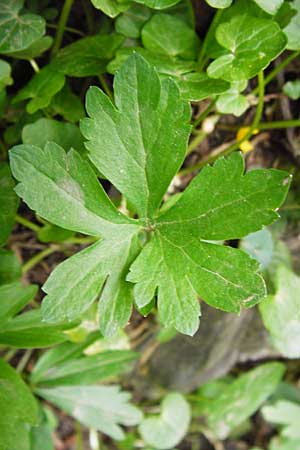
(0, 163, 19, 246)
(0, 282, 37, 324)
(0, 249, 22, 284)
(115, 4, 151, 38)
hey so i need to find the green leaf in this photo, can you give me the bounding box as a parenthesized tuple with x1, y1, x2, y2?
(269, 437, 300, 450)
(0, 59, 13, 90)
(141, 13, 200, 59)
(216, 80, 249, 116)
(283, 0, 300, 50)
(177, 72, 230, 102)
(36, 385, 143, 440)
(52, 33, 124, 76)
(13, 65, 65, 114)
(115, 4, 152, 38)
(81, 53, 191, 218)
(262, 400, 300, 439)
(240, 228, 274, 269)
(205, 0, 233, 8)
(0, 309, 74, 348)
(41, 228, 141, 336)
(0, 0, 45, 54)
(49, 84, 85, 122)
(91, 0, 131, 18)
(283, 79, 300, 100)
(207, 15, 287, 82)
(207, 362, 285, 438)
(9, 142, 134, 237)
(259, 266, 300, 358)
(0, 249, 22, 284)
(7, 35, 53, 60)
(22, 118, 85, 153)
(0, 282, 37, 324)
(0, 358, 38, 450)
(139, 393, 191, 449)
(33, 349, 137, 386)
(0, 163, 19, 246)
(135, 0, 181, 8)
(37, 224, 75, 243)
(253, 0, 284, 15)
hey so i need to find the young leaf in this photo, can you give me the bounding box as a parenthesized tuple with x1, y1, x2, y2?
(262, 400, 300, 439)
(253, 0, 284, 15)
(0, 359, 38, 450)
(0, 163, 19, 246)
(139, 393, 191, 449)
(216, 80, 249, 116)
(283, 79, 300, 100)
(81, 53, 191, 218)
(9, 142, 135, 237)
(0, 0, 45, 54)
(205, 0, 233, 8)
(141, 14, 200, 60)
(36, 385, 143, 440)
(207, 15, 287, 82)
(259, 266, 300, 358)
(22, 118, 85, 153)
(13, 65, 65, 114)
(283, 0, 300, 50)
(206, 362, 285, 438)
(33, 349, 137, 386)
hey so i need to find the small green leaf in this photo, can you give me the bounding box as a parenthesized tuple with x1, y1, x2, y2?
(115, 4, 151, 38)
(262, 400, 300, 439)
(81, 53, 191, 218)
(52, 33, 124, 76)
(0, 250, 22, 284)
(177, 72, 230, 102)
(49, 84, 85, 123)
(7, 36, 53, 60)
(37, 385, 142, 440)
(0, 282, 37, 324)
(253, 0, 284, 15)
(91, 0, 131, 17)
(283, 0, 300, 49)
(216, 80, 249, 116)
(283, 79, 300, 100)
(13, 65, 65, 114)
(22, 118, 85, 153)
(0, 59, 13, 90)
(260, 266, 300, 358)
(205, 0, 233, 8)
(135, 0, 181, 8)
(240, 228, 274, 269)
(0, 0, 45, 54)
(141, 13, 200, 59)
(0, 163, 19, 246)
(0, 359, 38, 450)
(207, 362, 285, 438)
(269, 437, 300, 450)
(208, 15, 287, 82)
(33, 349, 137, 386)
(139, 393, 191, 449)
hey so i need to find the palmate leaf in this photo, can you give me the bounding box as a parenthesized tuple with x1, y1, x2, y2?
(10, 54, 291, 337)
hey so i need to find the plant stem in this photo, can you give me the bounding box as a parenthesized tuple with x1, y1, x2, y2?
(3, 348, 18, 362)
(98, 74, 113, 100)
(29, 59, 40, 73)
(81, 0, 95, 34)
(252, 50, 300, 95)
(46, 23, 85, 37)
(76, 422, 84, 450)
(219, 119, 300, 131)
(15, 214, 41, 232)
(187, 130, 207, 155)
(22, 246, 58, 274)
(180, 71, 265, 175)
(197, 9, 223, 71)
(193, 99, 216, 129)
(16, 349, 33, 373)
(51, 0, 74, 57)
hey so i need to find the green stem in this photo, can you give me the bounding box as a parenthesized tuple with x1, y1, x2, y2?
(29, 59, 40, 73)
(3, 348, 18, 362)
(252, 50, 300, 95)
(81, 0, 95, 34)
(76, 422, 84, 450)
(186, 130, 207, 155)
(98, 74, 113, 100)
(16, 349, 33, 374)
(193, 99, 216, 129)
(15, 214, 41, 232)
(46, 23, 85, 37)
(219, 119, 300, 131)
(180, 71, 265, 175)
(51, 0, 74, 57)
(197, 9, 223, 71)
(22, 246, 58, 274)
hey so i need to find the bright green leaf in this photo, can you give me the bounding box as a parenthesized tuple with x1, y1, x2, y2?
(135, 0, 181, 8)
(22, 118, 85, 153)
(81, 53, 191, 218)
(283, 0, 300, 49)
(0, 59, 12, 90)
(37, 385, 143, 440)
(177, 72, 230, 102)
(262, 400, 300, 439)
(207, 15, 287, 82)
(283, 79, 300, 100)
(37, 224, 75, 243)
(216, 80, 249, 116)
(240, 228, 274, 269)
(0, 250, 22, 284)
(90, 0, 131, 17)
(7, 35, 53, 60)
(139, 393, 191, 449)
(0, 163, 19, 246)
(207, 362, 285, 438)
(0, 0, 45, 54)
(259, 266, 300, 358)
(205, 0, 233, 8)
(141, 14, 200, 59)
(253, 0, 284, 15)
(0, 282, 37, 324)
